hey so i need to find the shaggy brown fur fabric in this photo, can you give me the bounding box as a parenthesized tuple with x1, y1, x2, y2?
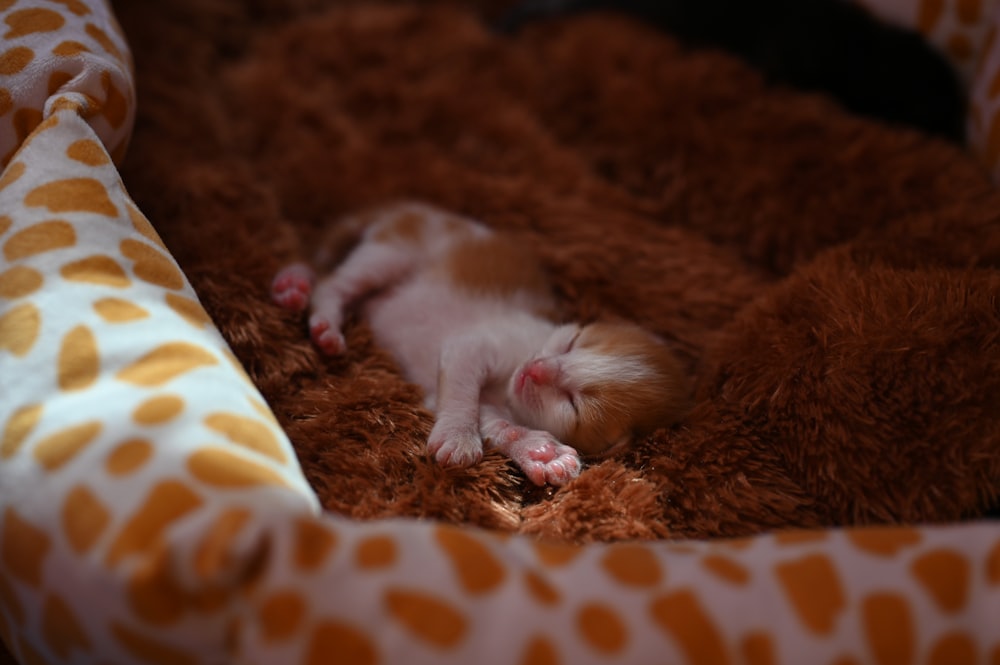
(113, 0, 1000, 543)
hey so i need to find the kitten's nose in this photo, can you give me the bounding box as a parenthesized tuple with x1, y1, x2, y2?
(524, 359, 554, 385)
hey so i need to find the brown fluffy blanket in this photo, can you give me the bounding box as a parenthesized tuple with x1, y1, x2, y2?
(113, 0, 1000, 544)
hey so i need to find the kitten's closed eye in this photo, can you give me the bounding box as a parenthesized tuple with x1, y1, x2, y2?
(507, 320, 689, 457)
(563, 388, 579, 415)
(564, 329, 581, 353)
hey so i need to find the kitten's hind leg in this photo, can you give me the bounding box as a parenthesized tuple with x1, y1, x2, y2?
(308, 241, 418, 355)
(271, 262, 315, 313)
(481, 414, 581, 486)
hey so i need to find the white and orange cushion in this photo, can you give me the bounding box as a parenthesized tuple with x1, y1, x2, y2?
(236, 518, 1000, 665)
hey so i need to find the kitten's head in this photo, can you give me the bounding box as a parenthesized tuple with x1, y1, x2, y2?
(507, 321, 689, 456)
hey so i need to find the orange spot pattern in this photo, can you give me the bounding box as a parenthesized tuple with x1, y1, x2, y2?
(741, 632, 776, 665)
(105, 438, 153, 475)
(40, 593, 91, 660)
(105, 480, 203, 566)
(532, 539, 582, 567)
(61, 484, 109, 554)
(2, 508, 50, 587)
(520, 636, 559, 665)
(304, 621, 377, 665)
(4, 9, 66, 39)
(987, 538, 1000, 585)
(133, 395, 184, 426)
(24, 177, 118, 216)
(115, 342, 218, 386)
(601, 543, 664, 587)
(0, 265, 43, 298)
(203, 412, 286, 464)
(120, 238, 184, 290)
(523, 568, 561, 606)
(577, 603, 627, 654)
(293, 518, 337, 572)
(0, 403, 42, 459)
(186, 447, 288, 489)
(775, 554, 846, 634)
(258, 591, 306, 643)
(701, 554, 750, 585)
(385, 588, 467, 647)
(0, 302, 40, 356)
(57, 324, 99, 390)
(435, 526, 506, 594)
(93, 296, 148, 322)
(355, 534, 398, 570)
(193, 507, 252, 580)
(0, 46, 33, 75)
(847, 527, 922, 557)
(60, 254, 130, 286)
(4, 219, 76, 260)
(928, 632, 978, 665)
(165, 293, 210, 327)
(863, 593, 915, 665)
(650, 589, 728, 665)
(32, 420, 102, 470)
(911, 548, 970, 613)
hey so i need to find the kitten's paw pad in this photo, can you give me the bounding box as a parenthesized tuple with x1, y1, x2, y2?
(428, 424, 483, 468)
(271, 264, 314, 312)
(509, 432, 581, 486)
(521, 453, 581, 487)
(309, 316, 346, 355)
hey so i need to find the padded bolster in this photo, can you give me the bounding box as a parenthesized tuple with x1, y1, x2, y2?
(237, 517, 1000, 665)
(0, 2, 319, 662)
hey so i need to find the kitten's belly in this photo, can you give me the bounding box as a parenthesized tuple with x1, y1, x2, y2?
(364, 278, 551, 404)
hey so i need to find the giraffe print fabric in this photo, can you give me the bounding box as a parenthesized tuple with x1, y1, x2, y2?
(0, 1, 997, 664)
(0, 0, 133, 167)
(237, 518, 1000, 665)
(0, 1, 320, 662)
(852, 0, 1000, 176)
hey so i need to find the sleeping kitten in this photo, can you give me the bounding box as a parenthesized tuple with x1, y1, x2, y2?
(497, 0, 966, 143)
(271, 202, 688, 486)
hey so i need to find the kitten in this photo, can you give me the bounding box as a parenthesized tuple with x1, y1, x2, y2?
(497, 0, 966, 143)
(272, 202, 688, 486)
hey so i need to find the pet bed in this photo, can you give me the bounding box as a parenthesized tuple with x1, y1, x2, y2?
(0, 0, 998, 663)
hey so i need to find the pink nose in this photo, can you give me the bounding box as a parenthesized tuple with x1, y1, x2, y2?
(524, 359, 553, 385)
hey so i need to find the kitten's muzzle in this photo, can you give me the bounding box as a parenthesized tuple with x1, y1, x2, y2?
(516, 359, 556, 392)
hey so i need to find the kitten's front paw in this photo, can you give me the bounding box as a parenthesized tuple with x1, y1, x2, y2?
(509, 431, 581, 486)
(308, 314, 346, 356)
(271, 263, 314, 312)
(427, 421, 484, 468)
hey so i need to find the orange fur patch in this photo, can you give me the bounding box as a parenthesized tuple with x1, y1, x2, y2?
(568, 322, 689, 455)
(442, 234, 554, 305)
(371, 209, 426, 244)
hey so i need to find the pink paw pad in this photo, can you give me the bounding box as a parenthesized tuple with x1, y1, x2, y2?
(271, 264, 314, 312)
(522, 451, 581, 486)
(508, 432, 581, 486)
(309, 317, 346, 355)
